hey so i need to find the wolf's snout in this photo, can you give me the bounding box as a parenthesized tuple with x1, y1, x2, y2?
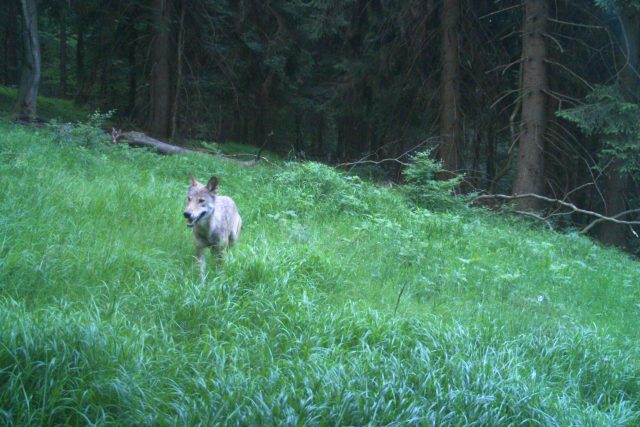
(183, 211, 191, 219)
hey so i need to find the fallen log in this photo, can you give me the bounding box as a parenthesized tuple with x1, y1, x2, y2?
(117, 130, 190, 155)
(110, 128, 269, 166)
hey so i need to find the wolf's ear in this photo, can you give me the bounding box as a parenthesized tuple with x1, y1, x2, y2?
(206, 176, 219, 193)
(189, 174, 200, 187)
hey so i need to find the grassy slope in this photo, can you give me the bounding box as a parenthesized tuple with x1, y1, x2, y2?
(0, 86, 87, 122)
(0, 95, 639, 425)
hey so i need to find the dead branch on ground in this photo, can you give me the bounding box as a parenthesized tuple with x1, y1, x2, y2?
(474, 193, 640, 234)
(335, 140, 430, 170)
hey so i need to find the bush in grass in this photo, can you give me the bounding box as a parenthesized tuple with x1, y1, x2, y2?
(402, 149, 463, 209)
(48, 110, 114, 147)
(275, 162, 370, 214)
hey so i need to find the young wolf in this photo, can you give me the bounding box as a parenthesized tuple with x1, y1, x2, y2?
(183, 176, 242, 277)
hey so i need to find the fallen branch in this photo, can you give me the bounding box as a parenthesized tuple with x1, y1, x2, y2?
(220, 130, 274, 167)
(255, 131, 272, 163)
(13, 116, 48, 125)
(119, 131, 190, 155)
(474, 193, 640, 234)
(513, 210, 553, 230)
(394, 282, 409, 316)
(335, 141, 429, 170)
(581, 208, 640, 234)
(219, 152, 280, 168)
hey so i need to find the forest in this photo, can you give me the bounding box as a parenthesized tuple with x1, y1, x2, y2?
(2, 0, 640, 251)
(1, 1, 640, 425)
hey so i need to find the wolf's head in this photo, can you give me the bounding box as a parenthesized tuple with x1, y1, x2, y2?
(183, 176, 218, 228)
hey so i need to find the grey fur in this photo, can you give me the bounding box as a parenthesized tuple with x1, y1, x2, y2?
(184, 176, 242, 277)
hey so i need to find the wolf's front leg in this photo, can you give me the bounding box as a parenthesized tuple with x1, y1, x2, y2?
(196, 246, 206, 279)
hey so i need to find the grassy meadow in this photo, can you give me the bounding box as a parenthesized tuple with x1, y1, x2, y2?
(0, 95, 639, 425)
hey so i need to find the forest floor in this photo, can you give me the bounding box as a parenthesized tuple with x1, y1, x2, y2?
(1, 89, 639, 425)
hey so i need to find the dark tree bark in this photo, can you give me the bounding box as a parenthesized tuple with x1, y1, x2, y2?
(343, 115, 357, 158)
(217, 106, 226, 142)
(99, 51, 109, 101)
(75, 27, 84, 100)
(171, 0, 185, 140)
(253, 72, 274, 147)
(149, 0, 173, 139)
(242, 110, 249, 145)
(439, 0, 462, 177)
(15, 0, 40, 120)
(232, 108, 242, 143)
(355, 117, 368, 156)
(336, 116, 346, 161)
(471, 130, 481, 187)
(314, 112, 325, 157)
(3, 0, 19, 85)
(253, 101, 265, 147)
(599, 158, 628, 247)
(513, 0, 548, 210)
(127, 23, 137, 116)
(294, 111, 303, 153)
(598, 11, 640, 248)
(59, 7, 67, 98)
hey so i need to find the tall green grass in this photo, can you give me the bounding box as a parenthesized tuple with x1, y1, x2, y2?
(1, 118, 639, 425)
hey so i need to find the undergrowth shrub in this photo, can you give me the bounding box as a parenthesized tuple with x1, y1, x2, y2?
(48, 110, 114, 147)
(275, 162, 371, 215)
(402, 149, 463, 209)
(199, 141, 222, 155)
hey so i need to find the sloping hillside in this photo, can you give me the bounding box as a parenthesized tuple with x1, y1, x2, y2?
(1, 115, 639, 425)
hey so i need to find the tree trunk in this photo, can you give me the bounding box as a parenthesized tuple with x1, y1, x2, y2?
(15, 0, 40, 120)
(471, 130, 481, 187)
(99, 51, 109, 102)
(598, 11, 639, 248)
(127, 24, 137, 117)
(343, 115, 356, 158)
(336, 117, 346, 161)
(232, 108, 242, 143)
(439, 0, 461, 177)
(294, 111, 303, 153)
(75, 28, 84, 100)
(253, 102, 265, 147)
(512, 0, 548, 210)
(149, 0, 173, 139)
(354, 117, 367, 157)
(314, 112, 325, 157)
(171, 0, 185, 140)
(242, 110, 249, 145)
(253, 72, 274, 147)
(3, 0, 19, 85)
(218, 105, 226, 142)
(59, 8, 67, 98)
(599, 158, 628, 247)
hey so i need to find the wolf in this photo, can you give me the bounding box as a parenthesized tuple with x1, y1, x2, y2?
(183, 175, 242, 277)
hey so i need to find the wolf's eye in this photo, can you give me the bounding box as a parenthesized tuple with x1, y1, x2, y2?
(187, 197, 192, 202)
(198, 198, 205, 204)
